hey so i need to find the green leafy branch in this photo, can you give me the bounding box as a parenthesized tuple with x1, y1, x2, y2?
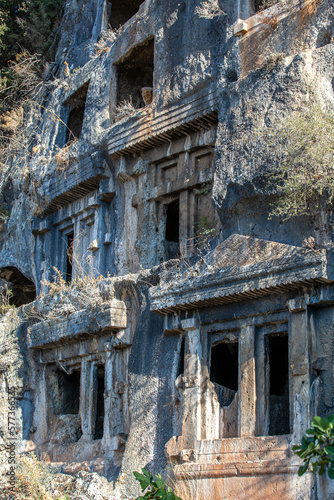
(133, 468, 182, 500)
(293, 415, 334, 478)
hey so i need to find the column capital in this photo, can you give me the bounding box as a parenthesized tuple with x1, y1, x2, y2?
(288, 297, 307, 313)
(181, 318, 200, 331)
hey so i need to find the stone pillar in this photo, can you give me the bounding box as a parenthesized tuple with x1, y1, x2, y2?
(33, 364, 48, 444)
(181, 317, 202, 448)
(239, 325, 256, 437)
(288, 298, 310, 443)
(179, 190, 189, 257)
(255, 329, 269, 436)
(80, 358, 97, 440)
(72, 216, 80, 279)
(288, 298, 312, 500)
(102, 343, 116, 448)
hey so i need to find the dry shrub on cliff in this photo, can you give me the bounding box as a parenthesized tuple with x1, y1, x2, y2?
(1, 453, 71, 500)
(0, 284, 14, 317)
(114, 97, 137, 121)
(300, 0, 324, 22)
(195, 0, 224, 19)
(255, 0, 279, 12)
(0, 52, 43, 183)
(265, 104, 334, 218)
(6, 453, 54, 500)
(32, 266, 104, 320)
(90, 28, 118, 56)
(54, 141, 76, 171)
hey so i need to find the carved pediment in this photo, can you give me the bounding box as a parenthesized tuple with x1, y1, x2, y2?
(150, 234, 334, 313)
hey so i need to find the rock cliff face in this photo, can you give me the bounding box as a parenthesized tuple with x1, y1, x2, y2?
(1, 0, 334, 498)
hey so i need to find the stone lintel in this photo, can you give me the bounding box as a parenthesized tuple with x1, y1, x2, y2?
(163, 313, 183, 335)
(234, 0, 311, 39)
(234, 20, 248, 36)
(287, 297, 307, 313)
(29, 300, 127, 349)
(150, 171, 212, 201)
(181, 318, 199, 331)
(166, 435, 292, 470)
(107, 86, 218, 158)
(150, 235, 334, 314)
(307, 284, 334, 306)
(42, 149, 108, 216)
(99, 177, 115, 203)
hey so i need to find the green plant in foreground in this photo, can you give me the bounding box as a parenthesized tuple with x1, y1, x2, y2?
(133, 468, 182, 500)
(293, 415, 334, 478)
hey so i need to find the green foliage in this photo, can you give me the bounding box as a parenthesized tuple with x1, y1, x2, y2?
(266, 104, 334, 219)
(0, 0, 64, 68)
(16, 0, 64, 58)
(293, 415, 334, 478)
(133, 468, 182, 500)
(0, 203, 9, 220)
(0, 283, 14, 316)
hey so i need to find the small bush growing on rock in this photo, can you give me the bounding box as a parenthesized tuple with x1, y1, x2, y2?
(133, 468, 182, 500)
(0, 283, 14, 317)
(255, 0, 279, 12)
(5, 452, 54, 500)
(195, 0, 224, 18)
(114, 97, 137, 122)
(293, 415, 334, 478)
(265, 104, 334, 219)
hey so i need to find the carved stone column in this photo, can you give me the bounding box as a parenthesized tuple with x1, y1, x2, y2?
(34, 364, 48, 444)
(80, 358, 97, 440)
(102, 341, 116, 448)
(239, 324, 256, 437)
(181, 316, 202, 448)
(288, 297, 312, 500)
(288, 297, 310, 443)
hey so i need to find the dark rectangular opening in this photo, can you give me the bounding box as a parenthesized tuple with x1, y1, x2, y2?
(65, 81, 89, 144)
(94, 365, 105, 440)
(116, 38, 154, 115)
(268, 334, 290, 435)
(165, 199, 179, 259)
(166, 200, 179, 243)
(55, 369, 80, 415)
(108, 0, 143, 29)
(66, 231, 74, 283)
(177, 336, 185, 378)
(210, 341, 238, 407)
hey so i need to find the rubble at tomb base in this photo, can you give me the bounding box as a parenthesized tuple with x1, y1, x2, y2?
(0, 0, 334, 498)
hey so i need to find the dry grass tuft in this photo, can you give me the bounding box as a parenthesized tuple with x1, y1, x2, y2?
(114, 97, 137, 121)
(26, 266, 105, 321)
(54, 141, 77, 172)
(0, 453, 64, 500)
(0, 284, 14, 317)
(300, 0, 323, 22)
(195, 0, 224, 19)
(255, 0, 279, 12)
